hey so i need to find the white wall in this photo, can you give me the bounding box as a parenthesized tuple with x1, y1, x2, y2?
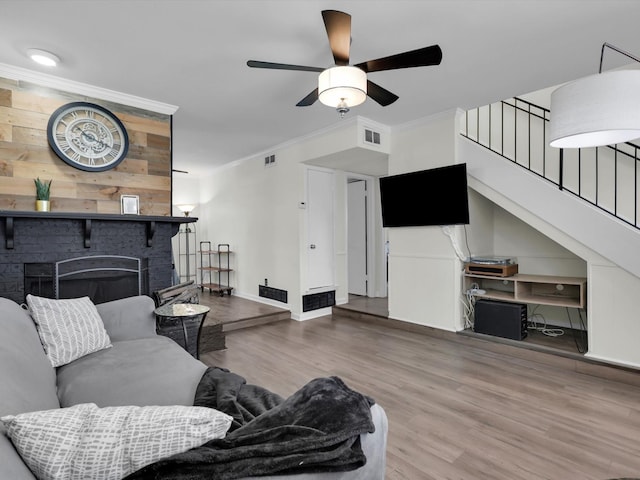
(386, 110, 466, 331)
(186, 117, 384, 318)
(588, 264, 640, 368)
(196, 149, 303, 313)
(173, 106, 640, 369)
(463, 132, 640, 368)
(480, 203, 587, 329)
(466, 189, 494, 256)
(172, 175, 202, 218)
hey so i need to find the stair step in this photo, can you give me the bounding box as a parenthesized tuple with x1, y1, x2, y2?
(222, 310, 290, 332)
(332, 305, 388, 321)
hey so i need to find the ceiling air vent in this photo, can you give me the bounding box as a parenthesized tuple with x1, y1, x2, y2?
(264, 154, 276, 167)
(364, 128, 381, 145)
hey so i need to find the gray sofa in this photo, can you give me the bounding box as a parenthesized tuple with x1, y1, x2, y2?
(0, 295, 388, 479)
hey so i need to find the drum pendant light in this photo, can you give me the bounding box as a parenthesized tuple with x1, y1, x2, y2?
(550, 43, 640, 149)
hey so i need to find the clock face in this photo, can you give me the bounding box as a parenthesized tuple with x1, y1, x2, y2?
(47, 102, 129, 172)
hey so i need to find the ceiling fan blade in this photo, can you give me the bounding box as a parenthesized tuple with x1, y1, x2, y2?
(296, 88, 319, 107)
(322, 10, 351, 66)
(247, 60, 324, 73)
(366, 81, 399, 106)
(355, 45, 443, 73)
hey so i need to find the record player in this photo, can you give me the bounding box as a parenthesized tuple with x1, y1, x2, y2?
(465, 256, 518, 277)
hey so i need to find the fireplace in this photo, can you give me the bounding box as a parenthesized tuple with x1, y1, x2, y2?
(24, 255, 149, 304)
(0, 212, 193, 304)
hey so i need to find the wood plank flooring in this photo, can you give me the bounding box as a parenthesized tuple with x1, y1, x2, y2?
(197, 292, 290, 331)
(335, 295, 587, 357)
(200, 305, 640, 480)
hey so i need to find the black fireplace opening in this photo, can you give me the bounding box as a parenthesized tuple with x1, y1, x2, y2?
(24, 255, 149, 304)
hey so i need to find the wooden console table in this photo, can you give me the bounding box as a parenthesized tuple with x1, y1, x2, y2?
(463, 272, 588, 354)
(464, 273, 587, 308)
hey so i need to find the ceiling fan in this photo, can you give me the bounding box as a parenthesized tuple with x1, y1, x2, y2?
(247, 10, 443, 117)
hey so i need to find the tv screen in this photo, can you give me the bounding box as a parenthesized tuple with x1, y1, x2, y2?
(379, 163, 470, 227)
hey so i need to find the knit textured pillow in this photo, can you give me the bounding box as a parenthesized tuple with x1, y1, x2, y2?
(26, 295, 112, 367)
(1, 403, 233, 480)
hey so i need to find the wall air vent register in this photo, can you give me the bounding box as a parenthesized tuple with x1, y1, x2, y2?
(264, 154, 276, 167)
(364, 128, 381, 145)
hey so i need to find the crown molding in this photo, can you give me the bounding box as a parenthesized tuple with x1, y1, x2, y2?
(0, 62, 178, 115)
(210, 115, 380, 175)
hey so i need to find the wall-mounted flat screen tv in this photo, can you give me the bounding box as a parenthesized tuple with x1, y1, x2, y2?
(379, 163, 470, 227)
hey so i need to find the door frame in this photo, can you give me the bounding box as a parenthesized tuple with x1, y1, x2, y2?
(346, 172, 378, 298)
(305, 166, 336, 292)
(347, 178, 368, 296)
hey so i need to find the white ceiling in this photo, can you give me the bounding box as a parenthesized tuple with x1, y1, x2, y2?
(1, 0, 640, 176)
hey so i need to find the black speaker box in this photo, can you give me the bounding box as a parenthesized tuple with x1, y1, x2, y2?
(474, 299, 528, 340)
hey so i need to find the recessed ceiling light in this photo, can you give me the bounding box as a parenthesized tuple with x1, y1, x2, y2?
(27, 48, 60, 67)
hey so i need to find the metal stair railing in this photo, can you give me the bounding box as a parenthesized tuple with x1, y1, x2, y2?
(461, 97, 640, 230)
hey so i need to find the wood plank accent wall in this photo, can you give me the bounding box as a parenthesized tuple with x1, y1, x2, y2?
(0, 76, 172, 215)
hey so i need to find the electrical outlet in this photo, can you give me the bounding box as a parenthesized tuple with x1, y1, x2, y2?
(466, 288, 486, 296)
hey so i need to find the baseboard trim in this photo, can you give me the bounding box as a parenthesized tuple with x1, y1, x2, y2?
(233, 291, 291, 311)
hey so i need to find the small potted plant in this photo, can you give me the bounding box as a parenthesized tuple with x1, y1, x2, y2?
(34, 177, 52, 212)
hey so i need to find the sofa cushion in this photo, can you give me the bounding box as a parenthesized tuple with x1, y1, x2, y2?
(0, 297, 59, 480)
(26, 295, 112, 367)
(96, 295, 157, 341)
(2, 402, 233, 480)
(0, 297, 59, 418)
(0, 434, 35, 480)
(57, 335, 208, 408)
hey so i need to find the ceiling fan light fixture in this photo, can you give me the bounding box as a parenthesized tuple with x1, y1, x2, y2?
(318, 66, 367, 109)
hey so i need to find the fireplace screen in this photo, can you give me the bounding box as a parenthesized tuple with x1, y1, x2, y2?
(24, 255, 148, 304)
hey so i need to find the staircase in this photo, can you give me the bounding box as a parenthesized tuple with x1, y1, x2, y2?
(459, 97, 640, 279)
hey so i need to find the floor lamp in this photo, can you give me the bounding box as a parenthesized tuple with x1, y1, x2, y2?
(176, 204, 195, 282)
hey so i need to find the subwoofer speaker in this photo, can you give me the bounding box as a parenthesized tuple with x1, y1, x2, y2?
(474, 299, 528, 340)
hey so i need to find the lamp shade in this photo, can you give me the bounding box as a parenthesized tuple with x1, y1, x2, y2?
(318, 66, 367, 108)
(176, 204, 195, 216)
(549, 70, 640, 148)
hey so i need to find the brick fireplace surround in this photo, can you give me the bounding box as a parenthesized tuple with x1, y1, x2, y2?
(0, 212, 193, 304)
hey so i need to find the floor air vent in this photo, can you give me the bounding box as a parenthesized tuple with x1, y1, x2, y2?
(302, 290, 335, 312)
(259, 284, 288, 303)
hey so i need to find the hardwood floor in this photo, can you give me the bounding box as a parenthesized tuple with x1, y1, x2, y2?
(336, 295, 588, 357)
(198, 292, 290, 331)
(335, 294, 389, 318)
(200, 306, 640, 480)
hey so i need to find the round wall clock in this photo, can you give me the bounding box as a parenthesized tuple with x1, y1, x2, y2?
(47, 101, 129, 172)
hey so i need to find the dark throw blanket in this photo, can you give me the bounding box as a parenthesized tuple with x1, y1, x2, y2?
(124, 367, 376, 480)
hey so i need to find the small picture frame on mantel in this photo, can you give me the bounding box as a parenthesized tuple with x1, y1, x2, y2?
(120, 195, 139, 215)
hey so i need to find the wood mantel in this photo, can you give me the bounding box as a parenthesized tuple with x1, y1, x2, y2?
(0, 211, 196, 249)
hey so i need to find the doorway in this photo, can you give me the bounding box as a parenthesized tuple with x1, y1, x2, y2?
(346, 173, 385, 299)
(347, 179, 367, 296)
(307, 167, 335, 290)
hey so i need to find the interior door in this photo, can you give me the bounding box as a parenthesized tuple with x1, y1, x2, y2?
(307, 168, 335, 289)
(348, 179, 367, 296)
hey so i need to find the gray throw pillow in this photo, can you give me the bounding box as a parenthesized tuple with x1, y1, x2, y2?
(1, 403, 232, 480)
(26, 295, 112, 367)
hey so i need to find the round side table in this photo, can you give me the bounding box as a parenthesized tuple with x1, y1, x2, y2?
(154, 303, 210, 359)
